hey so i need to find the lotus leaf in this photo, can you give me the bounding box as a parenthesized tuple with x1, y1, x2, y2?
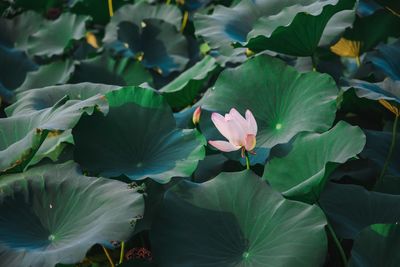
(73, 86, 206, 183)
(0, 161, 144, 267)
(151, 170, 328, 267)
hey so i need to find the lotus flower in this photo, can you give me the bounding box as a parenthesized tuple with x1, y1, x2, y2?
(209, 108, 257, 157)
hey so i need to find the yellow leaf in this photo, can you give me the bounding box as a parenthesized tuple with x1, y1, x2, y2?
(330, 38, 361, 58)
(246, 48, 255, 57)
(86, 32, 99, 49)
(379, 99, 400, 117)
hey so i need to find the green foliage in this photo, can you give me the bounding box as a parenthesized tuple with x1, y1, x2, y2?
(1, 0, 400, 266)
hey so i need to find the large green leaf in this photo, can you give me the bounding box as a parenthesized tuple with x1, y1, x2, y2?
(151, 170, 327, 266)
(0, 11, 43, 49)
(69, 52, 152, 86)
(7, 83, 119, 116)
(103, 2, 182, 44)
(349, 224, 400, 267)
(0, 90, 108, 173)
(0, 161, 144, 267)
(17, 60, 75, 92)
(199, 55, 338, 149)
(6, 83, 119, 167)
(160, 56, 217, 108)
(263, 121, 365, 203)
(103, 3, 189, 75)
(73, 86, 206, 183)
(245, 0, 356, 56)
(318, 8, 356, 46)
(26, 13, 89, 57)
(319, 182, 400, 239)
(195, 0, 353, 60)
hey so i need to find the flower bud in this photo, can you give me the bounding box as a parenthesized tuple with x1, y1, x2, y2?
(192, 106, 202, 125)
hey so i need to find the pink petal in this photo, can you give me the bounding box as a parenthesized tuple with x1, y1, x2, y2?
(208, 140, 241, 152)
(229, 108, 248, 132)
(245, 110, 258, 135)
(227, 118, 246, 146)
(211, 112, 245, 146)
(211, 112, 232, 140)
(244, 134, 257, 151)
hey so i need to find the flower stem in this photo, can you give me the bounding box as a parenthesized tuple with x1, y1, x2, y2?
(108, 0, 114, 17)
(180, 11, 189, 33)
(119, 241, 125, 264)
(245, 151, 250, 170)
(327, 223, 348, 267)
(311, 53, 317, 72)
(102, 246, 115, 267)
(355, 56, 361, 67)
(378, 114, 399, 183)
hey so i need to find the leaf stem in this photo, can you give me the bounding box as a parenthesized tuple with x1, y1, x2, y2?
(108, 0, 114, 17)
(102, 246, 115, 267)
(119, 241, 125, 264)
(327, 223, 348, 267)
(315, 195, 347, 267)
(378, 114, 399, 183)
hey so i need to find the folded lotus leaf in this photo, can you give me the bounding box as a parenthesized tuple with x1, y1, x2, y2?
(26, 13, 89, 57)
(343, 78, 400, 103)
(0, 89, 108, 173)
(160, 56, 217, 108)
(195, 0, 355, 59)
(365, 39, 400, 80)
(8, 83, 119, 116)
(264, 121, 365, 203)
